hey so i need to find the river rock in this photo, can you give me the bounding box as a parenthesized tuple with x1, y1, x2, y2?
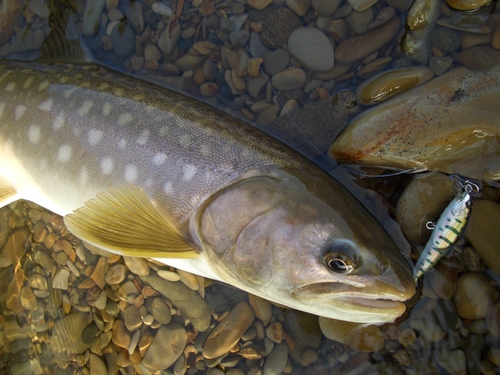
(202, 301, 255, 359)
(445, 0, 491, 10)
(261, 8, 301, 49)
(123, 256, 150, 276)
(330, 64, 500, 180)
(467, 200, 500, 274)
(287, 27, 334, 72)
(356, 66, 433, 106)
(247, 0, 273, 10)
(335, 16, 401, 64)
(142, 323, 187, 371)
(431, 27, 461, 52)
(110, 23, 135, 57)
(263, 49, 290, 75)
(49, 313, 90, 363)
(158, 18, 181, 55)
(271, 67, 306, 90)
(312, 0, 341, 15)
(346, 8, 374, 35)
(0, 0, 23, 46)
(459, 45, 500, 70)
(318, 318, 384, 352)
(140, 274, 211, 331)
(408, 297, 458, 342)
(395, 172, 454, 247)
(263, 342, 289, 375)
(286, 0, 311, 16)
(454, 273, 495, 320)
(82, 0, 106, 36)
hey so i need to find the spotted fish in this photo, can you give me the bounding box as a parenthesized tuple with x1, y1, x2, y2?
(0, 61, 415, 323)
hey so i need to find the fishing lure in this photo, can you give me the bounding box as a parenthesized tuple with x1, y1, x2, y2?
(413, 177, 480, 280)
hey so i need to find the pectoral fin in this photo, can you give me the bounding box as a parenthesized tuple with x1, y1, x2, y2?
(64, 186, 199, 258)
(0, 177, 17, 208)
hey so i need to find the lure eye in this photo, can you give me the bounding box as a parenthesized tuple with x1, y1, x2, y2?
(324, 241, 357, 274)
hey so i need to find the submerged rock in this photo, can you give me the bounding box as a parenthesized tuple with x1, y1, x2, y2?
(330, 64, 500, 181)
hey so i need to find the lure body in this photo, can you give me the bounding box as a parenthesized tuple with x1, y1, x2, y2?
(413, 192, 472, 280)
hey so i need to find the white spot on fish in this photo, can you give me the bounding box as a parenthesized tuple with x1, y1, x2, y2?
(118, 113, 133, 126)
(77, 100, 93, 116)
(23, 77, 33, 89)
(57, 145, 72, 163)
(63, 87, 77, 98)
(102, 102, 112, 117)
(125, 164, 138, 182)
(88, 129, 103, 146)
(136, 129, 150, 145)
(100, 156, 114, 175)
(4, 82, 15, 92)
(28, 125, 41, 144)
(152, 152, 167, 166)
(0, 102, 5, 118)
(38, 98, 53, 112)
(200, 144, 211, 157)
(145, 178, 153, 188)
(80, 167, 89, 185)
(39, 158, 47, 169)
(118, 138, 127, 149)
(53, 114, 65, 130)
(159, 126, 169, 137)
(163, 182, 173, 194)
(182, 165, 197, 181)
(14, 105, 26, 120)
(38, 81, 50, 92)
(190, 195, 200, 206)
(179, 134, 191, 148)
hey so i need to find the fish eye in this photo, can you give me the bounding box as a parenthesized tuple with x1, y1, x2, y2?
(324, 240, 357, 274)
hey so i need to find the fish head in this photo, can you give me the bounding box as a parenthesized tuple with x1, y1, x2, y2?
(195, 170, 415, 324)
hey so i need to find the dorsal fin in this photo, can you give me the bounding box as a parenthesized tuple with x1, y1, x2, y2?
(64, 186, 199, 258)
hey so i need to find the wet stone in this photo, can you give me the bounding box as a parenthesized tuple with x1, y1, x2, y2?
(409, 297, 458, 342)
(454, 272, 494, 320)
(142, 323, 187, 371)
(49, 313, 90, 363)
(431, 27, 461, 52)
(52, 268, 70, 290)
(203, 301, 255, 359)
(466, 200, 500, 274)
(287, 27, 334, 72)
(261, 8, 301, 49)
(151, 297, 172, 324)
(105, 263, 126, 284)
(123, 305, 142, 332)
(263, 342, 289, 375)
(112, 319, 131, 349)
(123, 256, 150, 276)
(140, 274, 211, 332)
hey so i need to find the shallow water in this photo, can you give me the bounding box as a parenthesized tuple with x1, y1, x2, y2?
(1, 0, 500, 374)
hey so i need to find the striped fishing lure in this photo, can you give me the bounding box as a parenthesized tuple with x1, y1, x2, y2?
(413, 177, 479, 280)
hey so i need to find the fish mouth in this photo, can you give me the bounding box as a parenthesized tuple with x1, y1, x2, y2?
(292, 282, 411, 312)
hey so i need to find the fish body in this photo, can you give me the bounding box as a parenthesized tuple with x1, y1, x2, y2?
(413, 193, 471, 280)
(0, 61, 415, 323)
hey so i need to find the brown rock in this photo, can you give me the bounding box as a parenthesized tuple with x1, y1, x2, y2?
(459, 46, 500, 70)
(142, 323, 187, 371)
(467, 200, 500, 274)
(202, 301, 255, 359)
(261, 8, 301, 49)
(335, 17, 401, 64)
(454, 273, 494, 320)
